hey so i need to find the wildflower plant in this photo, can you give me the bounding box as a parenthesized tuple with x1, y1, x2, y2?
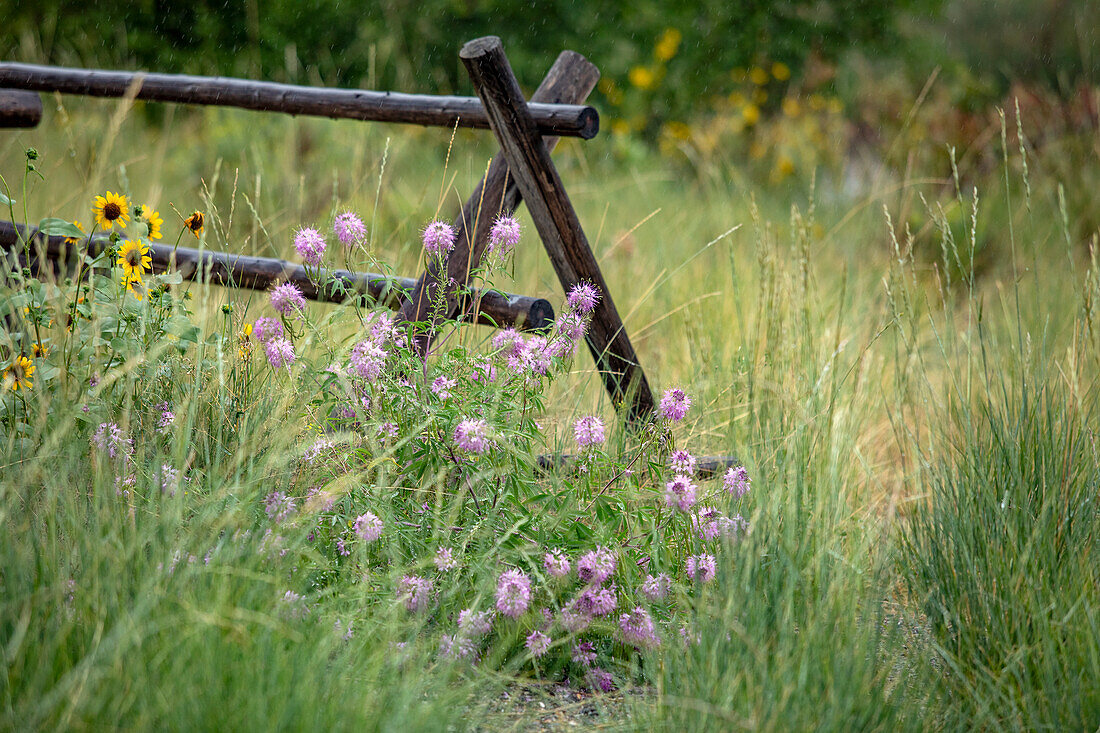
(0, 147, 756, 693)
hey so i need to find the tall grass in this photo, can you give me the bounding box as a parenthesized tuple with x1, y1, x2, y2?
(3, 91, 1099, 731)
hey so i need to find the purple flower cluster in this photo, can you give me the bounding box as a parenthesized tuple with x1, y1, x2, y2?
(495, 568, 532, 618)
(270, 282, 306, 317)
(264, 490, 297, 523)
(489, 215, 522, 256)
(573, 415, 606, 448)
(334, 212, 367, 247)
(349, 339, 386, 381)
(422, 220, 456, 257)
(353, 512, 383, 541)
(692, 507, 749, 541)
(92, 422, 131, 460)
(525, 630, 551, 658)
(619, 606, 660, 649)
(156, 402, 174, 434)
(543, 549, 571, 578)
(664, 474, 697, 512)
(454, 418, 490, 454)
(571, 641, 597, 667)
(431, 376, 456, 399)
(659, 387, 691, 421)
(567, 282, 600, 314)
(252, 316, 284, 343)
(577, 546, 616, 585)
(434, 547, 459, 571)
(641, 573, 671, 601)
(685, 553, 716, 583)
(294, 226, 326, 266)
(586, 667, 615, 692)
(398, 575, 433, 612)
(669, 449, 696, 475)
(458, 608, 494, 637)
(265, 337, 296, 370)
(724, 465, 751, 497)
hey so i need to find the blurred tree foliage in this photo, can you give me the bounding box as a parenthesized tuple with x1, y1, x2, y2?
(0, 0, 941, 122)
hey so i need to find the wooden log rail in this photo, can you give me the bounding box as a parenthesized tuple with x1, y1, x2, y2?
(0, 62, 598, 139)
(0, 221, 553, 331)
(0, 89, 41, 127)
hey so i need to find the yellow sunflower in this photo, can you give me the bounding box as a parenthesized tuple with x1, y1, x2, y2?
(93, 191, 130, 230)
(117, 239, 152, 286)
(3, 356, 35, 391)
(125, 276, 148, 301)
(135, 205, 164, 240)
(64, 220, 87, 246)
(184, 211, 204, 239)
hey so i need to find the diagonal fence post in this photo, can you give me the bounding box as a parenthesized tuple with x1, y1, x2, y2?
(397, 50, 600, 352)
(459, 36, 655, 422)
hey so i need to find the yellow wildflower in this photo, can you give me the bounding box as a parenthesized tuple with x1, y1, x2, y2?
(742, 104, 761, 126)
(3, 355, 35, 391)
(628, 66, 657, 91)
(654, 28, 682, 62)
(117, 239, 152, 286)
(749, 66, 769, 86)
(64, 220, 86, 246)
(184, 211, 204, 239)
(136, 205, 164, 240)
(771, 62, 791, 81)
(92, 191, 130, 230)
(782, 97, 802, 118)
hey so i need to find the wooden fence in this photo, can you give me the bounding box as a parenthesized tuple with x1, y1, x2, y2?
(0, 36, 655, 420)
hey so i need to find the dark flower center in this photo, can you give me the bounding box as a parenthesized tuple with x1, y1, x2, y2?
(126, 249, 143, 267)
(188, 214, 203, 231)
(104, 202, 121, 220)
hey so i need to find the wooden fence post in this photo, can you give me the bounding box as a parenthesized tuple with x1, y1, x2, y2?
(0, 89, 42, 128)
(397, 50, 599, 350)
(460, 36, 655, 422)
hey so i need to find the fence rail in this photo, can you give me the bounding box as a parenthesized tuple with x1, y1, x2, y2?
(0, 62, 598, 139)
(0, 221, 553, 331)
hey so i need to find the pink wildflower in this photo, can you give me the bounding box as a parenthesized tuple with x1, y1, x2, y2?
(353, 512, 383, 541)
(349, 339, 386, 381)
(586, 667, 615, 692)
(641, 573, 671, 601)
(495, 568, 532, 618)
(669, 449, 696, 475)
(659, 387, 691, 421)
(724, 465, 751, 498)
(572, 641, 597, 667)
(458, 609, 494, 637)
(422, 220, 456, 257)
(431, 376, 456, 399)
(567, 282, 600, 314)
(398, 575, 433, 612)
(685, 553, 716, 583)
(573, 415, 606, 448)
(664, 474, 697, 512)
(577, 546, 616, 585)
(434, 547, 459, 571)
(454, 418, 490, 453)
(252, 316, 284, 343)
(270, 283, 306, 316)
(489, 215, 522, 255)
(265, 337, 296, 369)
(333, 212, 367, 246)
(92, 422, 131, 459)
(525, 630, 551, 658)
(543, 549, 571, 578)
(619, 606, 660, 649)
(294, 226, 326, 266)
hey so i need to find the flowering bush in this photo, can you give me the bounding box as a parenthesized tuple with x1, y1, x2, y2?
(0, 150, 755, 690)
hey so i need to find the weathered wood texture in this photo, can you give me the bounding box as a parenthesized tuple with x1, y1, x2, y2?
(0, 89, 42, 128)
(460, 36, 655, 421)
(397, 50, 599, 351)
(0, 220, 552, 331)
(0, 62, 598, 139)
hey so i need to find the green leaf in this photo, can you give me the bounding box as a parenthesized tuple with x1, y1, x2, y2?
(157, 270, 184, 286)
(37, 218, 85, 239)
(0, 191, 14, 206)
